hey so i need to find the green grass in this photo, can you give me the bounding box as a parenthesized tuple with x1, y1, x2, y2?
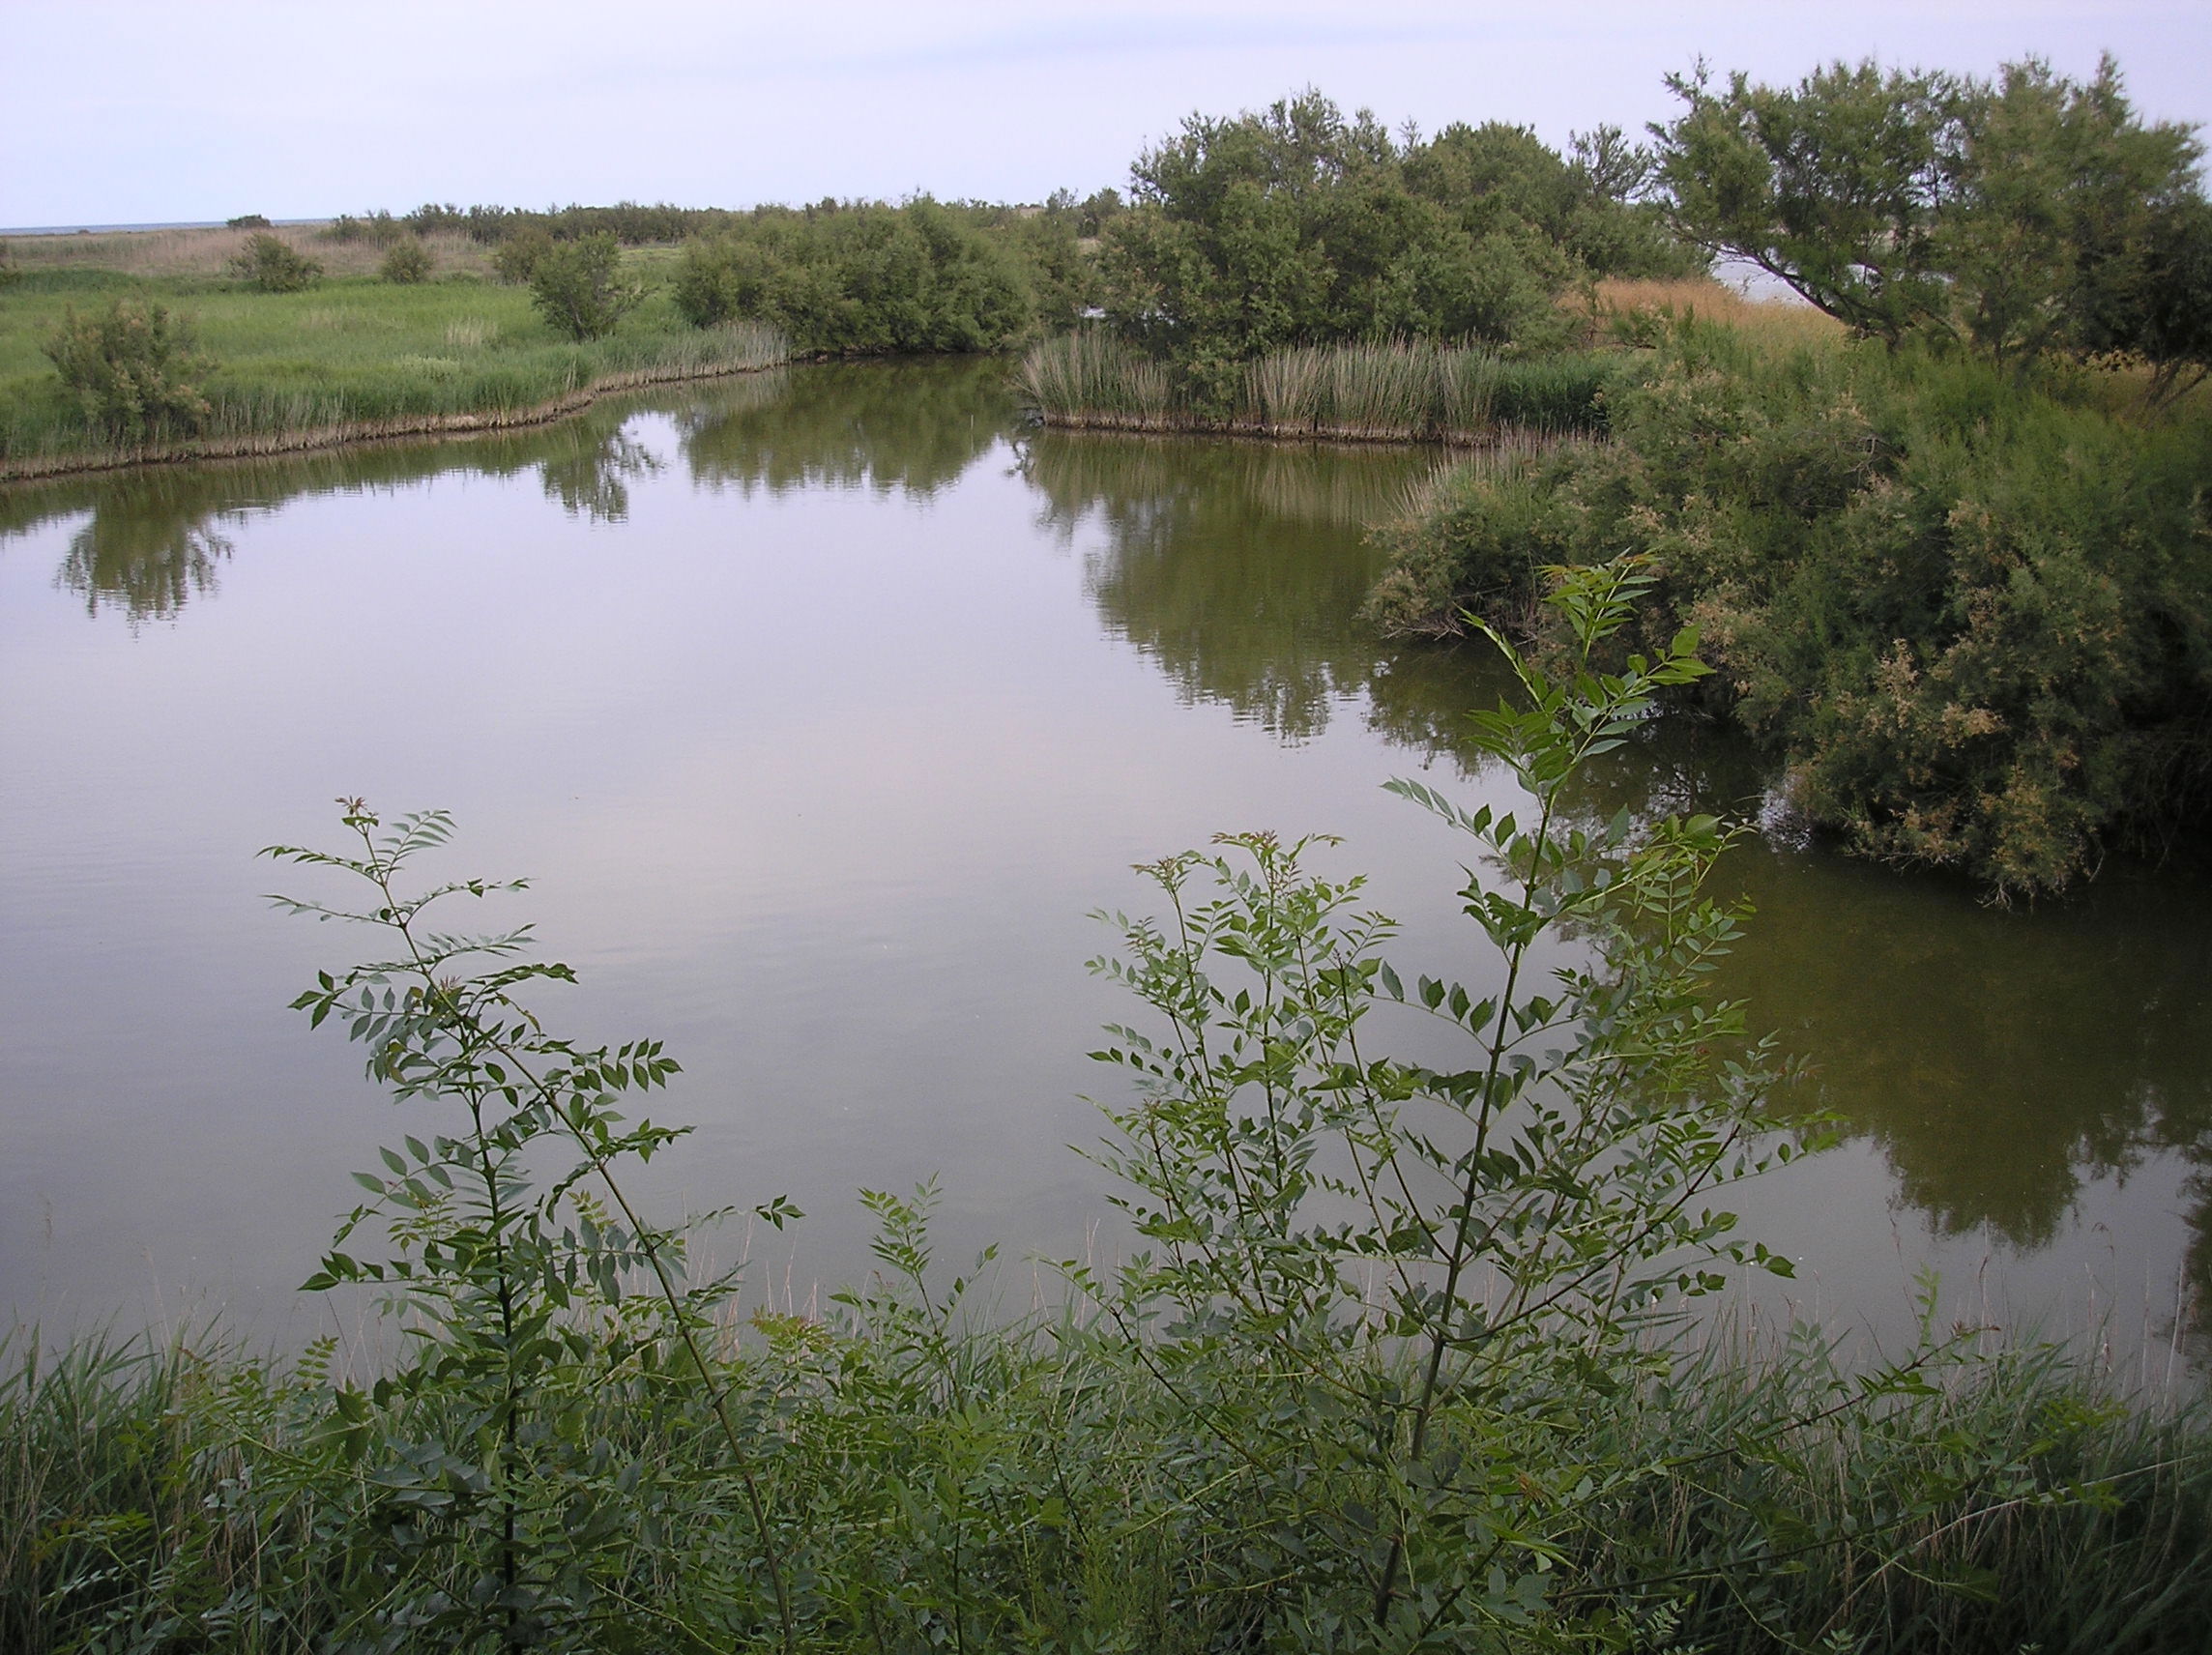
(1016, 331, 1616, 443)
(0, 265, 787, 472)
(6, 1315, 2205, 1655)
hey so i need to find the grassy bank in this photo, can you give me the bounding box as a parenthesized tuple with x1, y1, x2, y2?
(0, 267, 787, 477)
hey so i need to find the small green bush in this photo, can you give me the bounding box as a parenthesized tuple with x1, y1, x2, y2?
(490, 224, 555, 284)
(42, 301, 215, 443)
(379, 240, 433, 284)
(224, 213, 271, 229)
(228, 231, 322, 292)
(529, 232, 641, 340)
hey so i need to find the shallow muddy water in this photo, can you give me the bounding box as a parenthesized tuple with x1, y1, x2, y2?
(2, 357, 2204, 1365)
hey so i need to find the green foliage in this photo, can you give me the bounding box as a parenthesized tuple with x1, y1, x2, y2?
(526, 234, 643, 342)
(380, 240, 434, 285)
(261, 800, 799, 1651)
(224, 213, 272, 230)
(1365, 326, 2212, 895)
(673, 199, 1037, 354)
(1094, 90, 1700, 410)
(1083, 559, 1823, 1640)
(227, 231, 323, 293)
(407, 200, 743, 247)
(42, 300, 214, 442)
(1657, 53, 2209, 373)
(490, 226, 555, 286)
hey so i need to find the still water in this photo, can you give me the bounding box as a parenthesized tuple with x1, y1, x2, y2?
(2, 358, 2205, 1360)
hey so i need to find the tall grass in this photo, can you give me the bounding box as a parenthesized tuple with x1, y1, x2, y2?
(1018, 331, 1615, 443)
(5, 1310, 2205, 1654)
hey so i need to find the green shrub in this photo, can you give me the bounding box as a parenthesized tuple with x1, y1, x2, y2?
(490, 223, 554, 284)
(379, 239, 433, 284)
(528, 232, 641, 340)
(227, 231, 322, 292)
(674, 199, 1035, 354)
(1365, 326, 2212, 895)
(223, 212, 271, 229)
(42, 301, 214, 442)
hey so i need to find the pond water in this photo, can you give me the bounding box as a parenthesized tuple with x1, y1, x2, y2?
(2, 357, 2205, 1367)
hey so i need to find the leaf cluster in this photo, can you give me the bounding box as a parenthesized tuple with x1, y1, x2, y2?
(42, 301, 216, 443)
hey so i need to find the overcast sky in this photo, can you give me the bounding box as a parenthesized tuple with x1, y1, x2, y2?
(6, 1, 2208, 229)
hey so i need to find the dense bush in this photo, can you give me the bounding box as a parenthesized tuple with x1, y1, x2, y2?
(1094, 91, 1702, 411)
(227, 231, 322, 292)
(528, 232, 641, 341)
(42, 301, 214, 442)
(674, 199, 1035, 354)
(222, 212, 270, 230)
(379, 239, 433, 284)
(1366, 326, 2212, 895)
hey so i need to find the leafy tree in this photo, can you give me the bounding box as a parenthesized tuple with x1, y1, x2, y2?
(43, 302, 215, 443)
(224, 212, 272, 229)
(528, 232, 642, 341)
(228, 230, 323, 292)
(1656, 54, 2207, 366)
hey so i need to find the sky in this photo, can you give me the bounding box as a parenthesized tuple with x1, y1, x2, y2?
(5, 0, 2209, 228)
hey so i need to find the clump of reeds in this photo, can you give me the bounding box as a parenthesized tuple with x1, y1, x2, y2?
(1019, 331, 1615, 445)
(1015, 330, 1177, 428)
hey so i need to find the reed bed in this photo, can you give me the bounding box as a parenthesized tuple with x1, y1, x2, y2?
(1018, 332, 1616, 444)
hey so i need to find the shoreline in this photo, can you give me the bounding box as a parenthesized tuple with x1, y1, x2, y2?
(0, 355, 787, 484)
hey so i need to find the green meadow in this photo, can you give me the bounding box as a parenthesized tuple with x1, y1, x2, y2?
(0, 262, 784, 473)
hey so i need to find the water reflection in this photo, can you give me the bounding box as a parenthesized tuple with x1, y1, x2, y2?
(680, 358, 1004, 499)
(45, 471, 240, 621)
(1023, 431, 1439, 740)
(0, 374, 804, 621)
